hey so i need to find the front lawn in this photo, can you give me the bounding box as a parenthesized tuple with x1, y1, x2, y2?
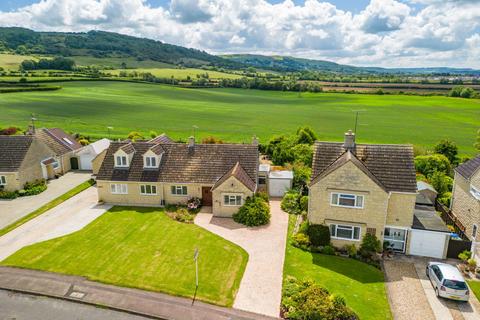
(283, 215, 392, 320)
(467, 280, 480, 301)
(1, 206, 248, 306)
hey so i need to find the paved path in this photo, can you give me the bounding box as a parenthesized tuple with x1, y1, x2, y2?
(0, 186, 111, 261)
(194, 200, 289, 318)
(0, 267, 278, 320)
(0, 289, 150, 320)
(0, 172, 92, 229)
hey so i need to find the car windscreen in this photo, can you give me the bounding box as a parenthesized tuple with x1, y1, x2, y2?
(443, 280, 468, 290)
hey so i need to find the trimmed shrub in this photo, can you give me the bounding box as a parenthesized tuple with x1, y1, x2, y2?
(281, 191, 301, 215)
(292, 233, 310, 249)
(307, 224, 331, 247)
(282, 276, 358, 320)
(19, 180, 47, 196)
(344, 244, 357, 258)
(256, 191, 269, 202)
(321, 245, 336, 255)
(360, 233, 382, 255)
(233, 196, 270, 226)
(0, 190, 18, 199)
(170, 208, 195, 223)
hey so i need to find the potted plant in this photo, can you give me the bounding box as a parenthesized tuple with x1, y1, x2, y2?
(468, 258, 477, 273)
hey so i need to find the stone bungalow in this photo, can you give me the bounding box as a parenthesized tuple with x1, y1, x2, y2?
(96, 136, 259, 217)
(308, 130, 432, 255)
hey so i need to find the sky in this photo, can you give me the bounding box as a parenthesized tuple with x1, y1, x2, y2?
(0, 0, 479, 68)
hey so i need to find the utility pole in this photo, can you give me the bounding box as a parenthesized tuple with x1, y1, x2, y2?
(352, 110, 365, 134)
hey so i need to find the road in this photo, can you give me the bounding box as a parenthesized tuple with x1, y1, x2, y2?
(0, 289, 150, 320)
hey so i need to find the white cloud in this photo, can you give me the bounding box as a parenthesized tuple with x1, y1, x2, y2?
(0, 0, 479, 68)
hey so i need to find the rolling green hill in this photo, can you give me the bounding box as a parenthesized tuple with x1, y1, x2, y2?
(0, 27, 241, 69)
(0, 81, 478, 154)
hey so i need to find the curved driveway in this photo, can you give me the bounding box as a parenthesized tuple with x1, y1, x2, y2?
(194, 200, 288, 318)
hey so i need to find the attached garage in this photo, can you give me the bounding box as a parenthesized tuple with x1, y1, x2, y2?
(75, 138, 110, 171)
(409, 205, 450, 259)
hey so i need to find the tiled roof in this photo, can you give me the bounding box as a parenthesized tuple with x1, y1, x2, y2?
(97, 142, 259, 185)
(455, 155, 480, 179)
(310, 142, 417, 193)
(35, 128, 82, 155)
(149, 144, 165, 155)
(212, 162, 257, 192)
(0, 135, 34, 172)
(149, 134, 174, 144)
(120, 143, 136, 154)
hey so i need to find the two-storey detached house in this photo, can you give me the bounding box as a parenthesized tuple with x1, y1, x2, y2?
(308, 130, 418, 253)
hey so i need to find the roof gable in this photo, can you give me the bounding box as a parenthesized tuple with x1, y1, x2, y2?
(35, 128, 82, 155)
(212, 162, 257, 192)
(311, 142, 416, 193)
(149, 133, 174, 144)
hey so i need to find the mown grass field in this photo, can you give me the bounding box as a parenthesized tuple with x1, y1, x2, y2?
(0, 53, 41, 70)
(0, 80, 478, 154)
(106, 67, 243, 79)
(1, 206, 248, 306)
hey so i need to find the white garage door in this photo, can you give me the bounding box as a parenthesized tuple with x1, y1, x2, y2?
(79, 154, 94, 170)
(269, 179, 291, 197)
(409, 229, 448, 259)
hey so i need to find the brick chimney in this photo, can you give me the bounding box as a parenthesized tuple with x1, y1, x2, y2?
(187, 136, 195, 154)
(252, 135, 259, 146)
(343, 130, 355, 151)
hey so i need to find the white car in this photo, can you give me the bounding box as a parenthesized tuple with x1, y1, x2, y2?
(426, 262, 469, 302)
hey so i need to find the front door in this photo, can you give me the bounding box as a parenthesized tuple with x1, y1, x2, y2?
(202, 187, 213, 206)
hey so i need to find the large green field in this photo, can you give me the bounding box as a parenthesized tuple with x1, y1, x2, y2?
(0, 81, 478, 154)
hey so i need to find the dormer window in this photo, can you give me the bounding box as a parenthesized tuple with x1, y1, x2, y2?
(116, 155, 128, 167)
(144, 156, 158, 168)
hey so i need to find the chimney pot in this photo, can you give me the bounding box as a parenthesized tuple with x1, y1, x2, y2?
(343, 130, 355, 150)
(188, 136, 195, 147)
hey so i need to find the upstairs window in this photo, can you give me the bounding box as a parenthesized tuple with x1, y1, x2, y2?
(471, 185, 480, 200)
(0, 175, 6, 186)
(331, 193, 364, 209)
(144, 156, 157, 168)
(115, 155, 128, 167)
(171, 185, 187, 195)
(224, 194, 242, 206)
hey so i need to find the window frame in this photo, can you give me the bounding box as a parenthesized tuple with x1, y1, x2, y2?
(223, 194, 243, 206)
(115, 155, 128, 167)
(470, 185, 480, 200)
(329, 224, 361, 241)
(144, 156, 158, 168)
(110, 183, 128, 194)
(171, 185, 188, 196)
(140, 184, 157, 195)
(0, 175, 6, 186)
(330, 192, 364, 209)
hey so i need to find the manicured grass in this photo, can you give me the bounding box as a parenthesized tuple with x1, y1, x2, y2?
(283, 215, 392, 320)
(0, 81, 478, 154)
(106, 68, 244, 79)
(0, 179, 95, 237)
(467, 280, 480, 301)
(1, 206, 248, 306)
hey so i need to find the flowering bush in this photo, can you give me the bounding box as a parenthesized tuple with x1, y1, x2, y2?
(187, 197, 202, 211)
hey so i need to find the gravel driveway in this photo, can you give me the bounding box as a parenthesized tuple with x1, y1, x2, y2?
(194, 200, 288, 318)
(0, 186, 111, 261)
(0, 172, 92, 229)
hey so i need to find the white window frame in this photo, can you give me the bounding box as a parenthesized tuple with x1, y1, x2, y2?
(330, 192, 364, 209)
(223, 194, 243, 206)
(115, 155, 128, 167)
(140, 184, 157, 195)
(329, 224, 361, 241)
(110, 184, 128, 194)
(470, 185, 480, 201)
(144, 156, 158, 168)
(0, 175, 6, 186)
(383, 226, 407, 252)
(171, 185, 188, 196)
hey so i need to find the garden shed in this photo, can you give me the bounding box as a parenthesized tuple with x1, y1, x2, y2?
(76, 138, 110, 170)
(268, 170, 293, 197)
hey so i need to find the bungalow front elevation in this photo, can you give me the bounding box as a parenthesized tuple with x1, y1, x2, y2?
(96, 136, 259, 217)
(308, 130, 420, 254)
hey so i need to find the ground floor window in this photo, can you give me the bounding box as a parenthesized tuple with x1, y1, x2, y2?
(140, 185, 157, 195)
(384, 227, 407, 252)
(224, 194, 242, 206)
(171, 185, 187, 195)
(111, 184, 128, 194)
(0, 175, 6, 186)
(329, 224, 361, 240)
